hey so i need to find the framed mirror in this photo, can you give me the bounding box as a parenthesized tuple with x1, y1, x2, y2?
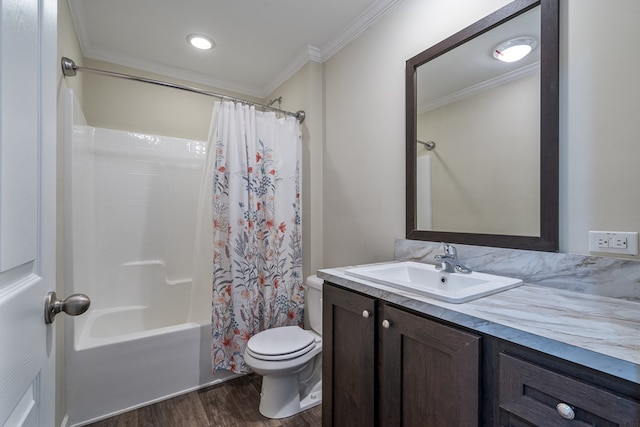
(406, 0, 559, 252)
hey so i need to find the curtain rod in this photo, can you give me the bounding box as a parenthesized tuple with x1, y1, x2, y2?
(60, 57, 305, 123)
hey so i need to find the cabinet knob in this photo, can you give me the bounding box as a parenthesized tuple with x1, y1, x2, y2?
(362, 310, 370, 318)
(382, 319, 391, 329)
(556, 403, 575, 420)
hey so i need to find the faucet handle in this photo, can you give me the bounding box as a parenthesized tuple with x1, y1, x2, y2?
(443, 243, 457, 257)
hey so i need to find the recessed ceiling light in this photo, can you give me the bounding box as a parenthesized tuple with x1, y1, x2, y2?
(493, 37, 537, 63)
(187, 34, 214, 50)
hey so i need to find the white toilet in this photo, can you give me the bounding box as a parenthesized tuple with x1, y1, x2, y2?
(244, 275, 323, 419)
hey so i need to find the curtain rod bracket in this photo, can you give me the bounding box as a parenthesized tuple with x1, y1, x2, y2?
(418, 140, 436, 151)
(61, 57, 77, 77)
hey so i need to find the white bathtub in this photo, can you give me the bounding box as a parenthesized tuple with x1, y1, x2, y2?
(65, 264, 235, 426)
(67, 304, 235, 426)
(62, 89, 234, 426)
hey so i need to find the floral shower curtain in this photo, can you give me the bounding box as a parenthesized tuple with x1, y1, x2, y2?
(210, 101, 304, 373)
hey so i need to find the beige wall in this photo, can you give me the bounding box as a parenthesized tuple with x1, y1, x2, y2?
(80, 59, 264, 141)
(322, 0, 512, 267)
(561, 0, 640, 256)
(323, 0, 640, 265)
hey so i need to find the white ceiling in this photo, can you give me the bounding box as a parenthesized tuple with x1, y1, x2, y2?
(68, 0, 401, 99)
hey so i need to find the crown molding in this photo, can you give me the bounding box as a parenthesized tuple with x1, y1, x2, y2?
(68, 0, 402, 99)
(81, 46, 266, 99)
(319, 0, 402, 61)
(265, 0, 401, 96)
(263, 45, 322, 97)
(418, 62, 540, 114)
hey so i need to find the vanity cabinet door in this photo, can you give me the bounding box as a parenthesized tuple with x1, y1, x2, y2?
(499, 353, 640, 426)
(380, 304, 481, 427)
(322, 283, 377, 427)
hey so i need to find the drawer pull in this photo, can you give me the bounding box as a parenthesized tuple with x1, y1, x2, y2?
(556, 403, 575, 420)
(382, 319, 391, 329)
(362, 310, 370, 318)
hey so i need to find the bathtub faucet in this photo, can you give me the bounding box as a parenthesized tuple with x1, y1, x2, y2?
(434, 243, 472, 274)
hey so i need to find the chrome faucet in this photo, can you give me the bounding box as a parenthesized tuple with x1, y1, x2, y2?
(434, 243, 472, 274)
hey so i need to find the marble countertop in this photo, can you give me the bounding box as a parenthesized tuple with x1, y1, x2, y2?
(318, 265, 640, 385)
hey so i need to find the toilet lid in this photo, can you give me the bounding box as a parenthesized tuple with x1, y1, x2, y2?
(246, 326, 315, 361)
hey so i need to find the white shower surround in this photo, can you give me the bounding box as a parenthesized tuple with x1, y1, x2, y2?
(62, 89, 235, 426)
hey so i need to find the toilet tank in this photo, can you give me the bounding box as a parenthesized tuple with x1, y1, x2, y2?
(304, 275, 323, 335)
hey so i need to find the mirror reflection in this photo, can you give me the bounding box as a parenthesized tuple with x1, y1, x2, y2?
(406, 0, 559, 252)
(416, 6, 540, 235)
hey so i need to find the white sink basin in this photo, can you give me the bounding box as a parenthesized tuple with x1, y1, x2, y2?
(344, 261, 522, 303)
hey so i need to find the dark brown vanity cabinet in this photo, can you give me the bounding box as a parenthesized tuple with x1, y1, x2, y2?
(323, 281, 640, 427)
(380, 304, 481, 426)
(322, 282, 481, 426)
(322, 283, 377, 427)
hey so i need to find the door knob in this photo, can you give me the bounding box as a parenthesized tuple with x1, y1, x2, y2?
(44, 291, 90, 324)
(382, 319, 391, 329)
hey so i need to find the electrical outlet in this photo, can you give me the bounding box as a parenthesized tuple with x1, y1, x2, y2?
(597, 236, 610, 248)
(612, 236, 628, 249)
(589, 231, 638, 255)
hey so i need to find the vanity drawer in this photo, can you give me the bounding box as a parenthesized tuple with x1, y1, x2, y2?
(498, 353, 640, 426)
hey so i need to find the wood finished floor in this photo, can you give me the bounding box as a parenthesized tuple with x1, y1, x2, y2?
(86, 374, 322, 427)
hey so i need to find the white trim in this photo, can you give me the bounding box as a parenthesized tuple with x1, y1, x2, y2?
(41, 0, 59, 424)
(418, 62, 540, 114)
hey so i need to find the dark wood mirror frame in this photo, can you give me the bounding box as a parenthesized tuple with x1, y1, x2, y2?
(406, 0, 559, 252)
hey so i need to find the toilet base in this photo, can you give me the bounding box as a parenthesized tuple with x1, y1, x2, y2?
(257, 356, 322, 420)
(299, 382, 322, 413)
(258, 375, 322, 419)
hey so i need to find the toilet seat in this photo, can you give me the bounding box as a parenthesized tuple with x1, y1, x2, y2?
(247, 326, 316, 361)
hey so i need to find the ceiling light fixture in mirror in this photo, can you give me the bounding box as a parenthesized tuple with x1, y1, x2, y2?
(493, 36, 538, 62)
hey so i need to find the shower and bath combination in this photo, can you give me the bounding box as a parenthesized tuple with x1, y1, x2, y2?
(62, 58, 307, 425)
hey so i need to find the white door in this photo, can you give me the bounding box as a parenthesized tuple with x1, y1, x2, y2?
(0, 0, 58, 426)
